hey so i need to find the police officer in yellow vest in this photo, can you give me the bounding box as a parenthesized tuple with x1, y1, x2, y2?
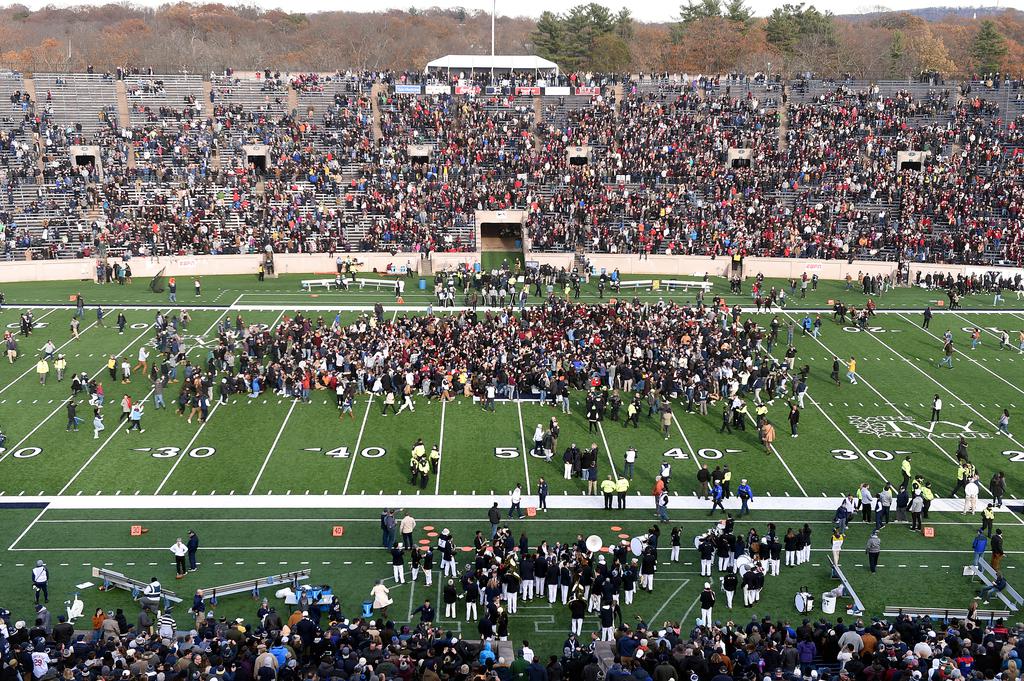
(722, 466, 733, 499)
(982, 504, 995, 537)
(615, 476, 629, 510)
(951, 462, 970, 498)
(921, 481, 935, 519)
(428, 445, 440, 474)
(901, 456, 912, 488)
(755, 402, 769, 428)
(601, 475, 617, 510)
(415, 457, 430, 490)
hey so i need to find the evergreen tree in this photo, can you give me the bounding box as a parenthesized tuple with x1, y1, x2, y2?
(971, 20, 1008, 75)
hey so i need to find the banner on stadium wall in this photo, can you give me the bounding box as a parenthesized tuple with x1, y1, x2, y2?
(425, 85, 451, 94)
(575, 86, 600, 95)
(544, 86, 570, 96)
(515, 86, 541, 96)
(455, 85, 481, 95)
(395, 84, 422, 94)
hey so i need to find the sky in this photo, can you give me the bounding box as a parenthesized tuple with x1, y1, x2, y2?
(24, 0, 1023, 22)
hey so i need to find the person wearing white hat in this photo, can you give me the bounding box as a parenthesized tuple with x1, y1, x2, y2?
(699, 582, 715, 627)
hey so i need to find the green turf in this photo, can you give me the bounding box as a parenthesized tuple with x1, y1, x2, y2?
(0, 271, 1011, 310)
(2, 506, 1018, 651)
(0, 278, 1023, 651)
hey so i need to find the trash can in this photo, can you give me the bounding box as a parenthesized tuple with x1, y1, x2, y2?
(821, 593, 836, 614)
(418, 279, 426, 290)
(362, 600, 373, 618)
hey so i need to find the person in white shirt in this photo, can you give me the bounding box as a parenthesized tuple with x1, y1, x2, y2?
(964, 475, 980, 514)
(170, 539, 188, 578)
(623, 447, 637, 480)
(30, 647, 52, 678)
(31, 560, 49, 603)
(509, 484, 523, 519)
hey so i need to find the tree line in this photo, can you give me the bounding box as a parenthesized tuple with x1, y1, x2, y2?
(0, 2, 1018, 79)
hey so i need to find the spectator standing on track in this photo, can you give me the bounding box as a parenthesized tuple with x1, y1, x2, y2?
(400, 512, 416, 549)
(509, 484, 524, 518)
(992, 529, 1005, 570)
(186, 530, 200, 572)
(537, 477, 548, 512)
(972, 529, 988, 567)
(167, 278, 177, 303)
(170, 538, 188, 579)
(31, 560, 48, 603)
(737, 479, 753, 516)
(922, 306, 932, 329)
(865, 530, 881, 573)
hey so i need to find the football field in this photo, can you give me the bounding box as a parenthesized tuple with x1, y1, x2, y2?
(1, 304, 1023, 499)
(0, 275, 1023, 647)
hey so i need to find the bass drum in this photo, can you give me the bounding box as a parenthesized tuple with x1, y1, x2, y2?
(734, 555, 754, 577)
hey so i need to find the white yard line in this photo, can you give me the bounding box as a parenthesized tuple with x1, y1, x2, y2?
(249, 400, 298, 494)
(908, 313, 1024, 397)
(595, 422, 620, 482)
(516, 400, 534, 494)
(0, 315, 167, 467)
(670, 412, 701, 471)
(341, 396, 374, 495)
(7, 506, 47, 550)
(797, 313, 1024, 524)
(648, 578, 690, 625)
(434, 400, 447, 495)
(0, 319, 98, 395)
(153, 400, 224, 494)
(801, 393, 889, 484)
(150, 308, 257, 495)
(740, 410, 806, 495)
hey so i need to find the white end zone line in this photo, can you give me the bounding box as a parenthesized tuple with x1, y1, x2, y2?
(595, 421, 620, 482)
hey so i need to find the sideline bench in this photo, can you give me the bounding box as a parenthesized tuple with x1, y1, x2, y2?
(355, 278, 398, 291)
(300, 279, 337, 291)
(661, 279, 713, 292)
(974, 557, 1024, 606)
(972, 560, 1020, 611)
(207, 569, 311, 602)
(615, 279, 653, 290)
(883, 605, 1010, 624)
(92, 567, 181, 609)
(829, 559, 865, 614)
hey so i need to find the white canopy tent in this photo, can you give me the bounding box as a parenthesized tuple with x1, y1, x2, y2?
(424, 55, 559, 76)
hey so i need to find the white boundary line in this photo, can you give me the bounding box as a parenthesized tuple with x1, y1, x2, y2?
(249, 399, 298, 494)
(341, 396, 374, 495)
(516, 400, 532, 494)
(648, 578, 690, 625)
(33, 516, 1009, 526)
(7, 506, 47, 550)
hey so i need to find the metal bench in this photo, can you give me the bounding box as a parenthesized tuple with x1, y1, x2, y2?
(883, 605, 1011, 624)
(615, 279, 653, 290)
(661, 279, 713, 292)
(829, 559, 865, 615)
(92, 567, 181, 610)
(355, 278, 398, 291)
(207, 569, 311, 603)
(300, 279, 336, 291)
(971, 560, 1019, 611)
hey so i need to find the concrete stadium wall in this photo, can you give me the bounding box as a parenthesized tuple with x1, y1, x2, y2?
(0, 253, 1019, 285)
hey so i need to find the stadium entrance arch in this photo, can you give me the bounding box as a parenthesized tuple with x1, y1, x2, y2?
(476, 210, 526, 270)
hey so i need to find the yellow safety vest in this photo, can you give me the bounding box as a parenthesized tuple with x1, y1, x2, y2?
(615, 478, 629, 494)
(600, 479, 617, 494)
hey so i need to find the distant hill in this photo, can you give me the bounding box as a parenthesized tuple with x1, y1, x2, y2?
(841, 6, 1020, 21)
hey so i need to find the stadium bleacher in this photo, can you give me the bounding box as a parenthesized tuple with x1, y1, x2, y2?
(1, 71, 1022, 266)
